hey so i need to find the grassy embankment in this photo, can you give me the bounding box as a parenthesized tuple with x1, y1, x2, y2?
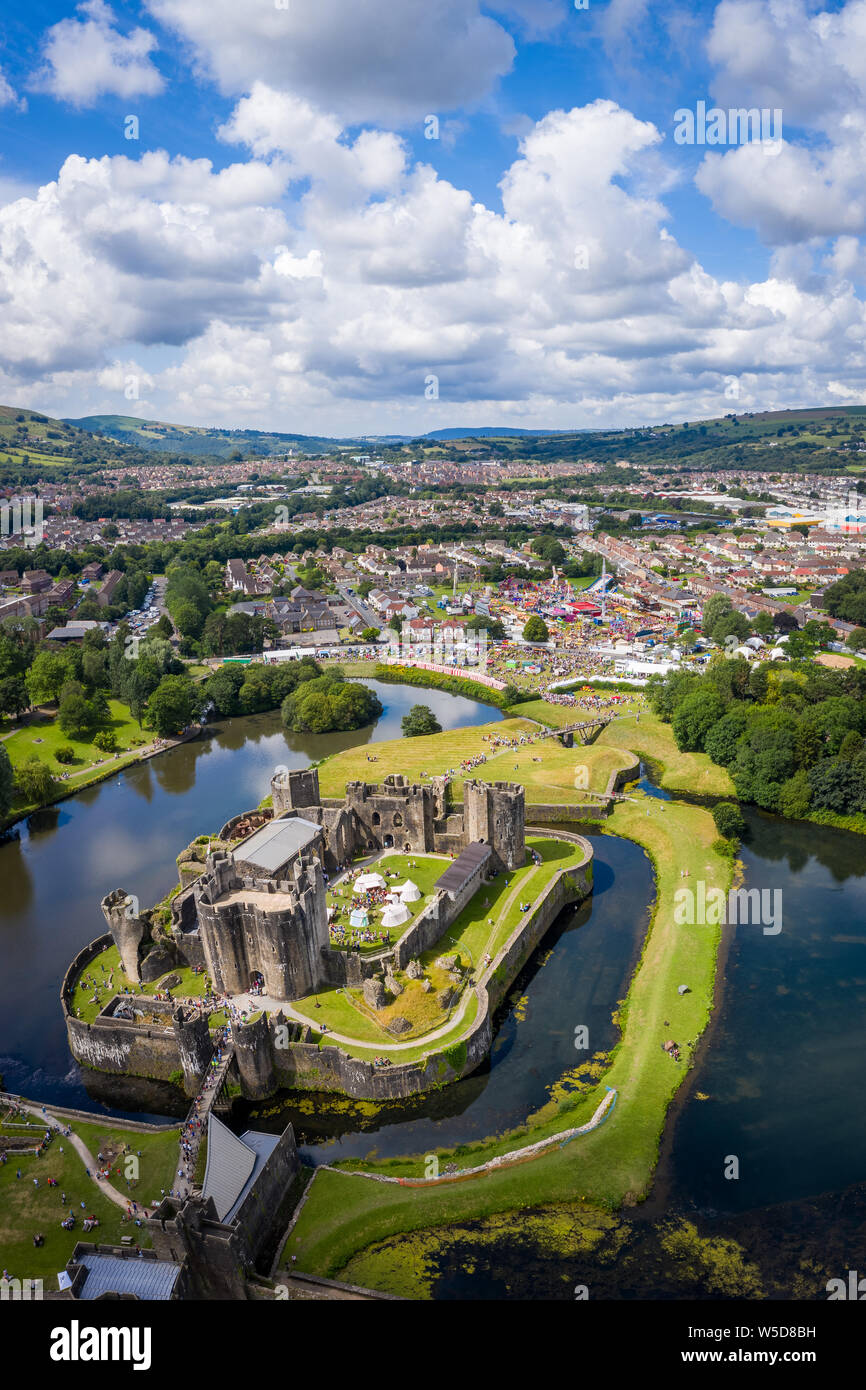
(317, 717, 633, 805)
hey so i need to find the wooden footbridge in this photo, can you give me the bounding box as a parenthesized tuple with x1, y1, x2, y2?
(552, 716, 614, 747)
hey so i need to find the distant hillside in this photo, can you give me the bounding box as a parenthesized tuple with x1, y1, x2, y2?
(65, 414, 353, 458)
(399, 406, 866, 476)
(418, 426, 574, 440)
(0, 405, 100, 475)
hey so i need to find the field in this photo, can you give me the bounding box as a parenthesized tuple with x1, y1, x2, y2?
(69, 943, 209, 1024)
(326, 852, 446, 954)
(317, 717, 629, 802)
(0, 1116, 179, 1286)
(596, 707, 734, 797)
(4, 701, 148, 775)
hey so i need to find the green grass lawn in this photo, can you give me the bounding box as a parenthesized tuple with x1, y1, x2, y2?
(70, 943, 210, 1024)
(0, 1119, 179, 1286)
(317, 717, 627, 803)
(69, 1122, 180, 1207)
(283, 798, 733, 1289)
(292, 835, 584, 1057)
(4, 701, 151, 816)
(596, 707, 734, 798)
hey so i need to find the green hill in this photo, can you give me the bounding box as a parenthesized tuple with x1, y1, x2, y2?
(65, 414, 353, 458)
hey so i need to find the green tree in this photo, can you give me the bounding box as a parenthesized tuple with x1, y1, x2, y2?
(25, 651, 71, 705)
(15, 756, 59, 805)
(146, 675, 199, 736)
(0, 744, 14, 818)
(704, 708, 747, 765)
(778, 769, 812, 818)
(58, 687, 98, 739)
(671, 688, 725, 752)
(0, 675, 29, 720)
(402, 704, 442, 737)
(172, 598, 205, 639)
(360, 626, 380, 642)
(523, 614, 549, 642)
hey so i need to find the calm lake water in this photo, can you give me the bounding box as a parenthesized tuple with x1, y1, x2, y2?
(665, 808, 866, 1215)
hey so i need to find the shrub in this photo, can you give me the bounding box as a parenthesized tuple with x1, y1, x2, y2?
(93, 730, 117, 753)
(55, 745, 76, 764)
(712, 801, 746, 839)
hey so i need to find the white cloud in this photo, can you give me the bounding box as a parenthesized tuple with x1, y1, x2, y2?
(145, 0, 514, 124)
(218, 84, 407, 200)
(2, 97, 866, 431)
(34, 0, 164, 107)
(0, 67, 25, 112)
(697, 0, 866, 245)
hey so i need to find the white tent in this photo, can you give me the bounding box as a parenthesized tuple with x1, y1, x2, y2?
(398, 880, 421, 903)
(353, 872, 386, 893)
(381, 902, 410, 930)
(349, 908, 369, 929)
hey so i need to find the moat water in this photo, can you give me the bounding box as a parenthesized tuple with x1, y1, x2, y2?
(2, 687, 865, 1297)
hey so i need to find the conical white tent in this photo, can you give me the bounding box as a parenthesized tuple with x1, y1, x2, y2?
(349, 908, 369, 928)
(380, 902, 410, 929)
(398, 880, 421, 903)
(353, 872, 386, 893)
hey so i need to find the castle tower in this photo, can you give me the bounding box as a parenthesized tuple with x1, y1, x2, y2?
(194, 853, 329, 1003)
(172, 1006, 213, 1096)
(100, 888, 151, 983)
(231, 1014, 275, 1099)
(271, 766, 320, 816)
(463, 780, 525, 872)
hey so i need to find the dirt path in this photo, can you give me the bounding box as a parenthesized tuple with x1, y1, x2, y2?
(14, 1101, 128, 1210)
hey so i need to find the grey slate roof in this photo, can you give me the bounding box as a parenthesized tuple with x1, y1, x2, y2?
(77, 1253, 181, 1301)
(202, 1114, 280, 1224)
(434, 841, 492, 896)
(234, 815, 321, 874)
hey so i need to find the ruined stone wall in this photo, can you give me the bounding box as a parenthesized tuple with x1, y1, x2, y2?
(66, 1008, 183, 1084)
(344, 777, 436, 854)
(463, 780, 525, 871)
(271, 767, 320, 815)
(393, 858, 492, 971)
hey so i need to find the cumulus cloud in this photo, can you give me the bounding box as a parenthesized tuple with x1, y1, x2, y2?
(145, 0, 514, 124)
(34, 0, 164, 107)
(697, 0, 866, 245)
(218, 84, 407, 200)
(2, 96, 866, 430)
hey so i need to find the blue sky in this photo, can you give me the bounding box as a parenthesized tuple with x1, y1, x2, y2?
(0, 0, 863, 434)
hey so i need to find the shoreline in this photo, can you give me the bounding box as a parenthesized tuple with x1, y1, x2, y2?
(0, 724, 202, 836)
